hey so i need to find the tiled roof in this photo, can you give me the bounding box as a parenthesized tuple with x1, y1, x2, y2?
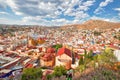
(47, 47, 55, 53)
(57, 47, 72, 57)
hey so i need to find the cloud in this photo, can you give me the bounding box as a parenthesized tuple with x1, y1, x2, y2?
(63, 0, 95, 24)
(6, 0, 63, 17)
(114, 8, 120, 11)
(91, 16, 120, 22)
(0, 18, 38, 25)
(91, 16, 110, 21)
(0, 12, 9, 15)
(22, 16, 50, 25)
(99, 0, 113, 7)
(52, 18, 70, 25)
(94, 0, 113, 14)
(64, 0, 95, 16)
(22, 16, 70, 26)
(114, 8, 120, 16)
(0, 0, 7, 10)
(94, 7, 105, 14)
(75, 11, 89, 19)
(0, 0, 96, 25)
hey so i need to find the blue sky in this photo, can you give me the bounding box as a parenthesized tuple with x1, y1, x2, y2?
(0, 0, 120, 26)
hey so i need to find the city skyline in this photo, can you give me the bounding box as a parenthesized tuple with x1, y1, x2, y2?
(0, 0, 120, 26)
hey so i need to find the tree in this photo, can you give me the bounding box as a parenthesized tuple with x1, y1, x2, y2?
(21, 68, 42, 80)
(52, 44, 62, 52)
(83, 50, 94, 67)
(79, 57, 84, 65)
(53, 66, 67, 77)
(94, 31, 101, 36)
(97, 48, 117, 66)
(46, 74, 54, 80)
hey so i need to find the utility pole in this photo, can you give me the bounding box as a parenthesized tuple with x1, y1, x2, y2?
(71, 45, 75, 64)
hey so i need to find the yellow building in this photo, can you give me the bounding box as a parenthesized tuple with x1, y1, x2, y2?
(28, 38, 37, 46)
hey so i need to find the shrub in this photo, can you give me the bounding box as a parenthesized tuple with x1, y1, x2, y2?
(79, 57, 84, 65)
(21, 68, 42, 80)
(53, 66, 67, 77)
(52, 44, 62, 52)
(46, 74, 54, 80)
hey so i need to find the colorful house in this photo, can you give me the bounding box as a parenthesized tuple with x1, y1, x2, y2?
(40, 53, 55, 67)
(56, 47, 79, 69)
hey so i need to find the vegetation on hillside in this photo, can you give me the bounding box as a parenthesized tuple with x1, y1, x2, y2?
(79, 67, 120, 80)
(75, 48, 119, 80)
(21, 68, 42, 80)
(46, 66, 67, 80)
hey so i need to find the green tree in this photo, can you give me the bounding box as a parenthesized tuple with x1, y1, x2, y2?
(21, 68, 42, 80)
(94, 31, 101, 36)
(52, 44, 62, 52)
(79, 57, 84, 65)
(84, 50, 94, 67)
(97, 48, 117, 66)
(78, 50, 94, 73)
(53, 66, 67, 77)
(46, 74, 54, 80)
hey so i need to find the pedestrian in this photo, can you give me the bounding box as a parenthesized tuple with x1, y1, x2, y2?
(69, 69, 73, 80)
(66, 71, 69, 80)
(66, 69, 73, 80)
(68, 73, 72, 80)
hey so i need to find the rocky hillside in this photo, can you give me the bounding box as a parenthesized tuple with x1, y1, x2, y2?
(61, 20, 120, 29)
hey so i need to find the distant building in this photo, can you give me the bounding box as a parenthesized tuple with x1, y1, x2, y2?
(56, 47, 76, 69)
(28, 38, 36, 46)
(40, 53, 55, 67)
(114, 50, 120, 62)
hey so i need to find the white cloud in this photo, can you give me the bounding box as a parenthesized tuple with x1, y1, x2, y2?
(114, 8, 120, 11)
(99, 0, 113, 7)
(0, 0, 7, 10)
(73, 19, 79, 23)
(64, 0, 95, 17)
(51, 19, 69, 25)
(15, 12, 23, 15)
(0, 12, 9, 15)
(23, 16, 70, 26)
(75, 11, 89, 19)
(22, 16, 45, 22)
(52, 18, 67, 23)
(77, 0, 95, 11)
(0, 0, 96, 25)
(91, 16, 110, 21)
(91, 16, 120, 22)
(7, 0, 94, 25)
(94, 7, 104, 14)
(0, 18, 38, 25)
(94, 0, 113, 14)
(114, 8, 120, 16)
(83, 0, 95, 6)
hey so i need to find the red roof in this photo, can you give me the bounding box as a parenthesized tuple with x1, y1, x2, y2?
(44, 53, 51, 58)
(39, 47, 42, 52)
(41, 53, 55, 61)
(47, 47, 55, 53)
(0, 50, 4, 53)
(57, 47, 72, 57)
(26, 64, 33, 68)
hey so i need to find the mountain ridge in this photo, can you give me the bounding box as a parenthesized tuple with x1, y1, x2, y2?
(61, 19, 120, 29)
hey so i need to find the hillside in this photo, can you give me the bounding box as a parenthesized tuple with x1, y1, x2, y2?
(61, 20, 120, 29)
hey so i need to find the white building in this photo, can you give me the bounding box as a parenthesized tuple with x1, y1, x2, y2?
(114, 50, 120, 62)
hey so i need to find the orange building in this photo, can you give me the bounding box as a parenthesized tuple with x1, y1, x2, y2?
(40, 53, 55, 67)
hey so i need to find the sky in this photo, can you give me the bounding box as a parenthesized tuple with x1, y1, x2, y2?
(0, 0, 120, 26)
